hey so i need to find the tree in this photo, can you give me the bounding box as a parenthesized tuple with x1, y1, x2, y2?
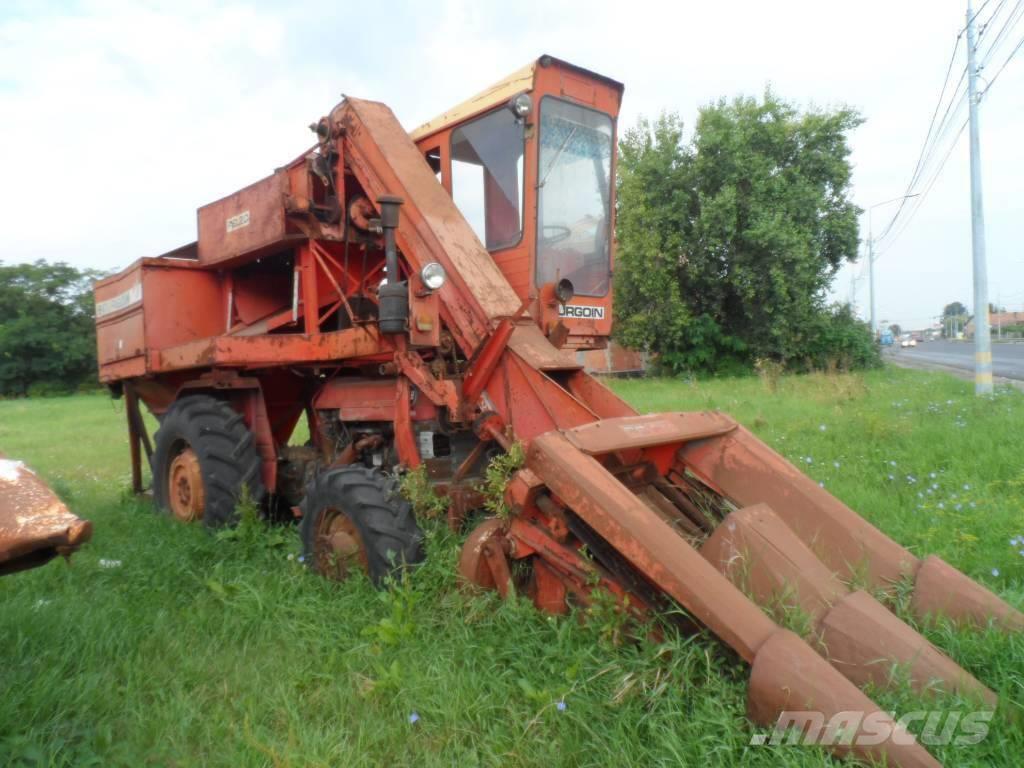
(941, 301, 968, 338)
(615, 91, 870, 373)
(889, 323, 902, 338)
(0, 260, 103, 396)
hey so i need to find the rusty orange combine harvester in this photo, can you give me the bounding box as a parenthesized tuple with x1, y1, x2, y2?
(94, 56, 1019, 766)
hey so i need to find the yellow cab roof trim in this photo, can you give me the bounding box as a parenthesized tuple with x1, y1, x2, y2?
(409, 60, 536, 142)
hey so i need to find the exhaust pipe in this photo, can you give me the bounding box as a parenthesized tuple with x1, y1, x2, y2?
(376, 194, 409, 335)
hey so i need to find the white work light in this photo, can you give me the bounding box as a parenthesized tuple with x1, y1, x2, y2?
(420, 262, 446, 290)
(509, 93, 532, 119)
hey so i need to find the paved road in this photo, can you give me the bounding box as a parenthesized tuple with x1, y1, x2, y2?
(887, 340, 1024, 380)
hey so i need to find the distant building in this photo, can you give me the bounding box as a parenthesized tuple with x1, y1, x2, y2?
(964, 311, 1024, 338)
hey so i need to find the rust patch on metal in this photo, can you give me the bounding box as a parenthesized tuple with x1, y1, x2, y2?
(313, 507, 369, 581)
(0, 455, 92, 575)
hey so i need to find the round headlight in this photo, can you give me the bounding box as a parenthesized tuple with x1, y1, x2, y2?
(420, 262, 446, 291)
(554, 278, 575, 304)
(509, 93, 532, 119)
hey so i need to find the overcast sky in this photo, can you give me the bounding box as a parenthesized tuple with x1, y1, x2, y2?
(1, 0, 1021, 329)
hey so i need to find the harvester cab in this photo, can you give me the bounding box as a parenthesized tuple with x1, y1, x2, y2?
(93, 55, 1021, 768)
(410, 54, 621, 350)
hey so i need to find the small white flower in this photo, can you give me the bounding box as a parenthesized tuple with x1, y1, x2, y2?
(833, 461, 841, 469)
(98, 559, 122, 569)
(818, 481, 825, 488)
(991, 568, 1000, 577)
(819, 424, 827, 432)
(929, 472, 937, 479)
(409, 712, 420, 724)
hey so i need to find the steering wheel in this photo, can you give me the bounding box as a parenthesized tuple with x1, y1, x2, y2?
(540, 224, 572, 246)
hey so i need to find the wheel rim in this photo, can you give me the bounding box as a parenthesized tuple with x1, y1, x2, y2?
(168, 447, 205, 522)
(314, 508, 368, 580)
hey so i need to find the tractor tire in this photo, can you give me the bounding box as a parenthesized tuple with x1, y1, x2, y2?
(300, 466, 424, 586)
(152, 395, 264, 528)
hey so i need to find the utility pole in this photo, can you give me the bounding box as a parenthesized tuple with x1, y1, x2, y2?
(966, 0, 993, 394)
(997, 291, 1002, 339)
(869, 231, 877, 335)
(867, 194, 919, 336)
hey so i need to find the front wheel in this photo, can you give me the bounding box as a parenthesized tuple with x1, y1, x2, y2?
(299, 466, 424, 586)
(152, 395, 264, 528)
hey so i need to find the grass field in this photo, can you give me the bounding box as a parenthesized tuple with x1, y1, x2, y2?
(1, 367, 1022, 767)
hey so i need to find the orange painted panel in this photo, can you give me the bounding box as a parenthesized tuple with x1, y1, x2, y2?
(197, 171, 290, 267)
(141, 267, 223, 351)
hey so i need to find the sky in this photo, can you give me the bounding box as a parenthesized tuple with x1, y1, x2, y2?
(1, 0, 1021, 330)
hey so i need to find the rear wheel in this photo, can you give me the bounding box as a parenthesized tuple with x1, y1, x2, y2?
(152, 395, 264, 528)
(300, 466, 424, 586)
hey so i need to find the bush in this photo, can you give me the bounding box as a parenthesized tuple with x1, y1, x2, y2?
(26, 380, 78, 398)
(615, 93, 867, 377)
(796, 303, 881, 372)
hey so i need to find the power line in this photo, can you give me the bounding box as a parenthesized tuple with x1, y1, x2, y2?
(872, 1, 1021, 254)
(978, 0, 1024, 63)
(976, 0, 1009, 39)
(877, 118, 968, 255)
(876, 117, 969, 257)
(872, 32, 965, 243)
(875, 89, 970, 254)
(966, 0, 996, 31)
(984, 33, 1024, 89)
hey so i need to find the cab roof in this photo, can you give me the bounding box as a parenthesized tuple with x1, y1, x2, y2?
(409, 55, 623, 142)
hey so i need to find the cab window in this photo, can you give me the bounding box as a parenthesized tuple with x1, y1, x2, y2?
(536, 97, 613, 297)
(451, 108, 524, 250)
